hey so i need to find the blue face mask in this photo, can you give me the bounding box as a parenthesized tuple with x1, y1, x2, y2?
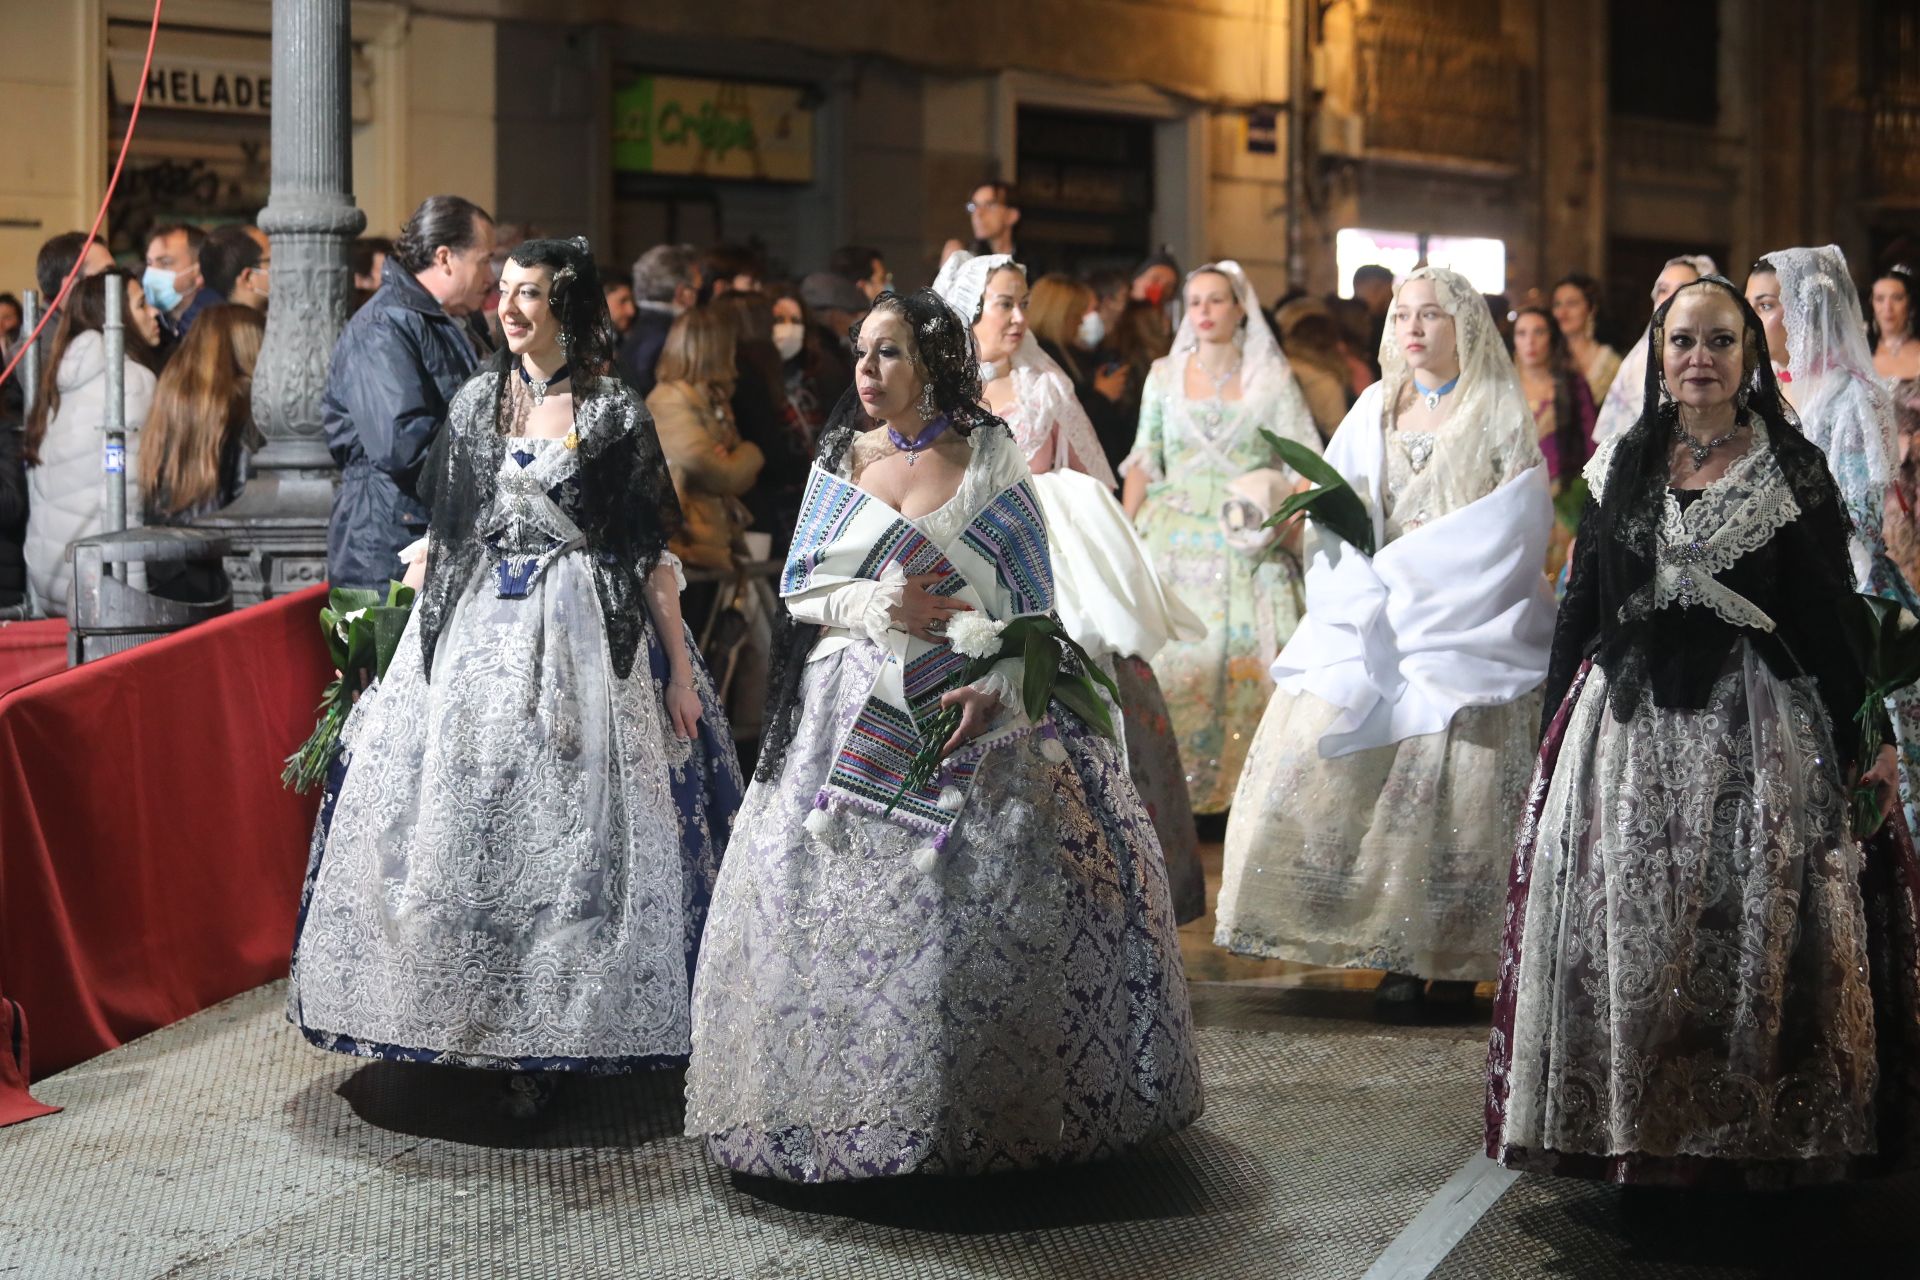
(142, 265, 182, 314)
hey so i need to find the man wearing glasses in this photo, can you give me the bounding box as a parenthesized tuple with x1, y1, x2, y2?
(966, 181, 1020, 257)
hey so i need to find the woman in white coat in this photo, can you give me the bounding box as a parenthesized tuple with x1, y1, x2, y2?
(23, 270, 158, 614)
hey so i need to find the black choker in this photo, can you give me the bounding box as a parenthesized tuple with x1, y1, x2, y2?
(517, 358, 571, 406)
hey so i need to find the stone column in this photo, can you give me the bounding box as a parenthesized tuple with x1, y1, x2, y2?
(199, 0, 365, 605)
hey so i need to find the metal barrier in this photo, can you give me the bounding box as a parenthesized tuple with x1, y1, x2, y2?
(66, 527, 233, 665)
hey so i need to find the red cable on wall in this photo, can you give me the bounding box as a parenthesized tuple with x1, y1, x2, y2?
(0, 0, 167, 394)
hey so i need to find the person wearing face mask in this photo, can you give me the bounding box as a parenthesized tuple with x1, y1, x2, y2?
(934, 251, 1208, 922)
(684, 287, 1201, 1182)
(143, 222, 210, 344)
(292, 237, 744, 1119)
(767, 284, 852, 446)
(1214, 268, 1555, 1008)
(1025, 273, 1137, 472)
(1592, 254, 1716, 443)
(1121, 262, 1322, 818)
(321, 194, 497, 592)
(1488, 275, 1920, 1188)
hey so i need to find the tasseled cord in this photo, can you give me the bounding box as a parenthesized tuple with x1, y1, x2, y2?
(1039, 724, 1068, 764)
(912, 829, 951, 875)
(804, 791, 835, 840)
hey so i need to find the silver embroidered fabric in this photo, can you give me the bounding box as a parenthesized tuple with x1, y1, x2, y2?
(1497, 644, 1878, 1165)
(684, 639, 1204, 1181)
(290, 438, 711, 1066)
(1216, 312, 1547, 981)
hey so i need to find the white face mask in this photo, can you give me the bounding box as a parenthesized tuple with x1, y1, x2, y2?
(773, 320, 805, 361)
(1077, 309, 1106, 349)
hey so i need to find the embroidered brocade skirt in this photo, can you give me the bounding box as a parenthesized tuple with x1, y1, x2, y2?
(1212, 685, 1541, 981)
(288, 553, 744, 1071)
(1487, 645, 1920, 1186)
(683, 639, 1204, 1181)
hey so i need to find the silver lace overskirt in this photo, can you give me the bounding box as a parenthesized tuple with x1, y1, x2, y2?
(683, 639, 1204, 1180)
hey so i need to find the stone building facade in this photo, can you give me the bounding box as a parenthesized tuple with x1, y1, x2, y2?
(4, 0, 1920, 330)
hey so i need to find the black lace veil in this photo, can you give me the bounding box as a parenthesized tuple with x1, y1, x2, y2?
(756, 288, 1011, 782)
(1580, 274, 1850, 721)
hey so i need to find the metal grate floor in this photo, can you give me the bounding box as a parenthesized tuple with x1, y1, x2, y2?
(2, 982, 1490, 1280)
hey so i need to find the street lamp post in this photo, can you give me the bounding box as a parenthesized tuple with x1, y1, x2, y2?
(199, 0, 365, 605)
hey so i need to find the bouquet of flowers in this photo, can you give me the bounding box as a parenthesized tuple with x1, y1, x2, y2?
(281, 582, 416, 794)
(885, 612, 1119, 815)
(1843, 591, 1920, 838)
(1258, 431, 1376, 556)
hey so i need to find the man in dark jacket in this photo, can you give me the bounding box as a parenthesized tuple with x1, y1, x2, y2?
(618, 243, 699, 397)
(322, 195, 495, 591)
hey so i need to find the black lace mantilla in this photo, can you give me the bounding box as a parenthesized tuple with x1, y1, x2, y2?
(1545, 279, 1880, 768)
(416, 361, 683, 682)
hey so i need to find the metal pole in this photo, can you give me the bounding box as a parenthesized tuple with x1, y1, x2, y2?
(101, 278, 128, 582)
(18, 289, 39, 419)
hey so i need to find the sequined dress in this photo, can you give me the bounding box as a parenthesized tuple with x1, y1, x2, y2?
(289, 434, 745, 1071)
(1126, 357, 1318, 813)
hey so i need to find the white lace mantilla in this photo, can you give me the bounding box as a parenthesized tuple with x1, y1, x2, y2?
(1595, 426, 1799, 633)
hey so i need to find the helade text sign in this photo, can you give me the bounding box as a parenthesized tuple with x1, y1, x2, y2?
(110, 53, 271, 115)
(613, 75, 814, 183)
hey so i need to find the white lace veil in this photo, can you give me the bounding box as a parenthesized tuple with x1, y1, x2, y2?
(1379, 266, 1541, 499)
(1765, 244, 1897, 495)
(1593, 253, 1719, 442)
(932, 248, 1116, 486)
(1171, 260, 1295, 410)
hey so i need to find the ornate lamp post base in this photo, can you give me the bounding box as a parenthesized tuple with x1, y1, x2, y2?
(196, 469, 337, 606)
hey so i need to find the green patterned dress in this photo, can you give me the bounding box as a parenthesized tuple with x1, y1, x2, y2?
(1125, 356, 1319, 814)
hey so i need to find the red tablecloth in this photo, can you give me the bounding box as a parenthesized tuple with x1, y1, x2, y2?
(0, 586, 331, 1125)
(0, 618, 68, 700)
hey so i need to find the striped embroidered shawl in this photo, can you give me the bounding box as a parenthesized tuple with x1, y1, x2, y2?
(781, 427, 1054, 834)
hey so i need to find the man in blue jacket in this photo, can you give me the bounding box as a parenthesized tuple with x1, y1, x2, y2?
(322, 195, 495, 591)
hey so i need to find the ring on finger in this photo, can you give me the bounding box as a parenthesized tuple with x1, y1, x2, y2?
(929, 619, 947, 636)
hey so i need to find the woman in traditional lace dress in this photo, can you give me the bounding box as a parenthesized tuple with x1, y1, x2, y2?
(1487, 275, 1920, 1187)
(684, 288, 1202, 1182)
(1213, 268, 1556, 1003)
(1870, 265, 1920, 589)
(931, 250, 1207, 922)
(1121, 262, 1321, 815)
(1593, 256, 1714, 444)
(1747, 247, 1920, 830)
(289, 238, 745, 1114)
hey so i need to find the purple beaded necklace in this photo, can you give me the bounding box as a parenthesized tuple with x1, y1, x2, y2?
(886, 413, 951, 466)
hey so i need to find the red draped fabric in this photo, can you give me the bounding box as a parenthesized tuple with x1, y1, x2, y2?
(0, 585, 331, 1125)
(0, 619, 68, 701)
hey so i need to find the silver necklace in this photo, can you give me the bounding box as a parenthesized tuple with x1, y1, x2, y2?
(1190, 352, 1242, 428)
(516, 357, 571, 407)
(1672, 416, 1744, 470)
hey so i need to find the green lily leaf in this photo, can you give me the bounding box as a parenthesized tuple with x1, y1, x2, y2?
(1051, 673, 1116, 738)
(1258, 430, 1375, 555)
(1022, 630, 1056, 724)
